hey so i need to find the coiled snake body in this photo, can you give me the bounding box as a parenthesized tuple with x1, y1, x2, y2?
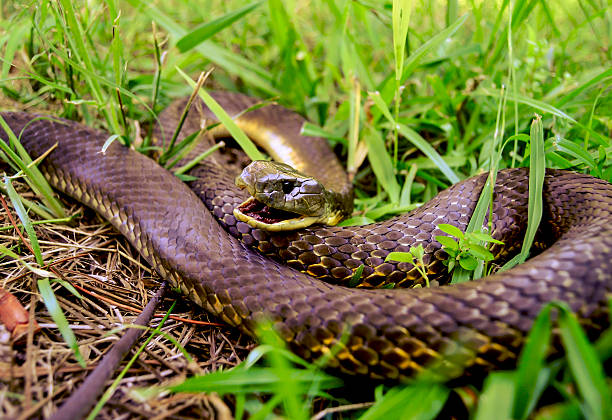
(1, 92, 611, 381)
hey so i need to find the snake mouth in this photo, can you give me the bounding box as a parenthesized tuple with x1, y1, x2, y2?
(233, 197, 319, 231)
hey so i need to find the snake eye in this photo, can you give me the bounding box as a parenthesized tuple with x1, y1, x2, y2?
(281, 181, 294, 194)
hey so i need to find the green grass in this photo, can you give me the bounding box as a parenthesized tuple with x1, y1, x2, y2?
(1, 0, 611, 418)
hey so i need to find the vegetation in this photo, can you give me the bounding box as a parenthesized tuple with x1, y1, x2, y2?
(0, 0, 610, 418)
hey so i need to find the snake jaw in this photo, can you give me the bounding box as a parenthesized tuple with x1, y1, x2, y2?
(233, 196, 322, 231)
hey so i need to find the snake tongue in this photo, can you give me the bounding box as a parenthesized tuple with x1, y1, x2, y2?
(236, 197, 301, 225)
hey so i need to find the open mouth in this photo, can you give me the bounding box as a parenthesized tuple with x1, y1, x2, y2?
(235, 197, 302, 225)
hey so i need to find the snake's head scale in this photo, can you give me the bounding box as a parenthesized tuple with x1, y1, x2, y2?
(234, 160, 342, 231)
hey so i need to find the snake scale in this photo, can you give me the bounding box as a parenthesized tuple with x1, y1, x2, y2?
(1, 91, 611, 381)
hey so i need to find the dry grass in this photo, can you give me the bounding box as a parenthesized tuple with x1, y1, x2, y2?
(0, 180, 255, 419)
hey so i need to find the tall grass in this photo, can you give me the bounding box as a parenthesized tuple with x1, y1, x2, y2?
(1, 0, 610, 418)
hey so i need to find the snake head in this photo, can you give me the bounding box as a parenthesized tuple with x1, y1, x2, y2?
(234, 160, 342, 231)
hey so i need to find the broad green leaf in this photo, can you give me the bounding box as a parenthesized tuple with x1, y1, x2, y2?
(459, 255, 477, 270)
(385, 252, 415, 264)
(437, 223, 464, 240)
(468, 244, 494, 261)
(435, 235, 459, 251)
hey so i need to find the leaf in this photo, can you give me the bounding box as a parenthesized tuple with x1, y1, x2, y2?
(385, 252, 415, 264)
(101, 134, 121, 154)
(437, 223, 464, 240)
(38, 278, 86, 367)
(410, 244, 424, 260)
(513, 305, 553, 419)
(558, 304, 611, 420)
(125, 0, 277, 94)
(470, 231, 504, 244)
(475, 372, 516, 420)
(368, 92, 460, 184)
(467, 244, 494, 261)
(401, 14, 469, 81)
(348, 265, 365, 287)
(168, 367, 342, 395)
(338, 216, 375, 226)
(459, 255, 478, 270)
(176, 1, 263, 52)
(360, 382, 449, 420)
(176, 67, 265, 161)
(363, 124, 401, 203)
(5, 177, 43, 265)
(392, 0, 412, 81)
(435, 235, 459, 251)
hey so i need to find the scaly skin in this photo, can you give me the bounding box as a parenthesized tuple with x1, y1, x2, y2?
(1, 97, 611, 381)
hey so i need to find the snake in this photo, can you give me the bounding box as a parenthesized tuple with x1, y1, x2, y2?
(1, 91, 611, 382)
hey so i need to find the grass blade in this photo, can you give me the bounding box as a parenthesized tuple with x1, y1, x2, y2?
(401, 14, 468, 82)
(474, 372, 515, 420)
(0, 115, 66, 218)
(513, 306, 553, 419)
(176, 67, 265, 161)
(360, 383, 449, 420)
(176, 1, 263, 52)
(557, 304, 611, 420)
(501, 115, 545, 270)
(125, 0, 277, 94)
(38, 278, 86, 368)
(364, 126, 400, 204)
(4, 178, 43, 266)
(369, 91, 459, 184)
(392, 0, 412, 82)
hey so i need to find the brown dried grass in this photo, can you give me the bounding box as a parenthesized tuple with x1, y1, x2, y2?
(0, 180, 254, 419)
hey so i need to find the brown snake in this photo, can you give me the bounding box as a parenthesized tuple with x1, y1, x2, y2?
(1, 92, 611, 381)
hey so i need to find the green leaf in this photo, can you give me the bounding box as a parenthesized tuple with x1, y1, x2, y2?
(558, 305, 611, 420)
(435, 235, 459, 251)
(348, 264, 365, 287)
(513, 305, 553, 420)
(396, 124, 460, 184)
(5, 177, 43, 266)
(385, 251, 415, 264)
(410, 244, 425, 260)
(368, 92, 459, 184)
(176, 1, 263, 52)
(169, 367, 341, 395)
(176, 67, 265, 161)
(363, 124, 401, 203)
(467, 244, 494, 261)
(0, 115, 66, 218)
(459, 255, 478, 270)
(38, 278, 86, 367)
(437, 223, 464, 240)
(401, 14, 469, 81)
(470, 232, 503, 244)
(545, 136, 597, 169)
(392, 0, 412, 81)
(338, 216, 375, 226)
(475, 372, 516, 420)
(125, 0, 277, 94)
(360, 382, 449, 420)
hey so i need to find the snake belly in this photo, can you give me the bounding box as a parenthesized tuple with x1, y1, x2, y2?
(1, 98, 611, 381)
